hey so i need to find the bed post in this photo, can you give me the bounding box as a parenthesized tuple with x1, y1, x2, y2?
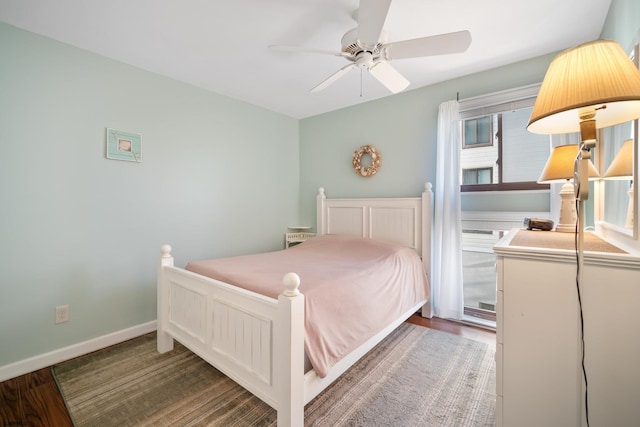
(316, 187, 326, 235)
(422, 182, 434, 319)
(157, 244, 174, 353)
(275, 273, 305, 427)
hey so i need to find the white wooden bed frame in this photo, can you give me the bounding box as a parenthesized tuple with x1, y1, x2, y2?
(157, 183, 433, 427)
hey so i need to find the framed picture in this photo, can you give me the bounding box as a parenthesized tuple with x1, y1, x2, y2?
(106, 128, 142, 162)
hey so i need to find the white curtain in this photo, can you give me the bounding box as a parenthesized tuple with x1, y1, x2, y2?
(433, 100, 464, 320)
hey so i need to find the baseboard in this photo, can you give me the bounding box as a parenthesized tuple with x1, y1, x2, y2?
(0, 321, 156, 382)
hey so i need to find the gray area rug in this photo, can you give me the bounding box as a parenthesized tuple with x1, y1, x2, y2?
(53, 323, 495, 426)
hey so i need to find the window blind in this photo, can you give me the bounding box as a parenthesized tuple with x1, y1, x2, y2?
(459, 83, 541, 120)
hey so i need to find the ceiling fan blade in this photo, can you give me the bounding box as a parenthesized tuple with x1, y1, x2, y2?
(311, 63, 358, 93)
(382, 30, 472, 60)
(268, 44, 351, 58)
(368, 61, 410, 93)
(357, 0, 392, 48)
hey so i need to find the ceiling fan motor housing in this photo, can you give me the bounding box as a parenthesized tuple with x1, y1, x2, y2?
(341, 28, 387, 61)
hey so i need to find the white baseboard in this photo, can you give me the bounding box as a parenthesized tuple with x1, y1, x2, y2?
(0, 321, 157, 382)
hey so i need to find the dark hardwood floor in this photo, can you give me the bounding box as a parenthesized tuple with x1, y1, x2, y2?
(405, 314, 496, 346)
(0, 367, 73, 427)
(0, 316, 495, 426)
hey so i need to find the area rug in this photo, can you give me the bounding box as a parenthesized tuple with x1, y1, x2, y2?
(53, 323, 496, 426)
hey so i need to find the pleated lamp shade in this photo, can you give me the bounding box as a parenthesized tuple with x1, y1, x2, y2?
(604, 139, 634, 180)
(527, 40, 640, 135)
(538, 144, 600, 183)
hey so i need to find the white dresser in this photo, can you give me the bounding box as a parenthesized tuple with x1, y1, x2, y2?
(494, 229, 640, 427)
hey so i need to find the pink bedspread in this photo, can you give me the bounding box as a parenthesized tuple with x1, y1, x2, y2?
(185, 234, 430, 378)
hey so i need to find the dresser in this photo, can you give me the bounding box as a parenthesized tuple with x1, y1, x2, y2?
(494, 229, 640, 427)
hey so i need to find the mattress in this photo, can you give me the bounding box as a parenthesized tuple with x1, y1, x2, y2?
(186, 234, 430, 377)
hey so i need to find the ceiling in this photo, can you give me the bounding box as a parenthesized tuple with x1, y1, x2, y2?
(0, 0, 612, 119)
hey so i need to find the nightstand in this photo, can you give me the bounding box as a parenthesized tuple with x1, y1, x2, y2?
(285, 226, 315, 248)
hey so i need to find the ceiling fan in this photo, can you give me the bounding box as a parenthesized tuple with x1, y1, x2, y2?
(270, 0, 472, 94)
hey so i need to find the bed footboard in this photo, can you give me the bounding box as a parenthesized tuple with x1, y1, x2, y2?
(157, 245, 305, 426)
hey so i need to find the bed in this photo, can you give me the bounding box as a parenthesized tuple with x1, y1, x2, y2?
(157, 183, 433, 426)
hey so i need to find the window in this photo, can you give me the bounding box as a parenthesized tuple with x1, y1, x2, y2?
(459, 85, 551, 192)
(457, 84, 552, 327)
(463, 167, 493, 185)
(463, 117, 493, 148)
(462, 229, 504, 323)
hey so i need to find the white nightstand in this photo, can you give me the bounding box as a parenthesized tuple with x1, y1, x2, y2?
(285, 226, 315, 248)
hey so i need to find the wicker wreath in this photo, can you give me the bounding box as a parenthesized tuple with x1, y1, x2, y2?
(352, 145, 381, 177)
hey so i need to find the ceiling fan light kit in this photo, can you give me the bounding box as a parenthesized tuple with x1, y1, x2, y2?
(271, 0, 471, 94)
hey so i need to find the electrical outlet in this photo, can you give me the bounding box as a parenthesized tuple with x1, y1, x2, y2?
(55, 305, 69, 324)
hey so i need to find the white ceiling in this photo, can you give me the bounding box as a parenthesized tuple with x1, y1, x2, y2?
(0, 0, 612, 119)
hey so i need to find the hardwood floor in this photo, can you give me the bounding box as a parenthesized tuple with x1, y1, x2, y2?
(0, 317, 495, 426)
(0, 367, 73, 427)
(406, 314, 496, 346)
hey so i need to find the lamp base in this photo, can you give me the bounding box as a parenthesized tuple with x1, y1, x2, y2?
(556, 181, 577, 233)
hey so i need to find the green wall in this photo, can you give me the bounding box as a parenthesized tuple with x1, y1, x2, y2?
(0, 23, 299, 367)
(601, 0, 640, 49)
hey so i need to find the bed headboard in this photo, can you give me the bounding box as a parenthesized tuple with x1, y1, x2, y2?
(316, 183, 433, 285)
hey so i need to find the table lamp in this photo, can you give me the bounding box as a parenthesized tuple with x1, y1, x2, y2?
(528, 39, 640, 202)
(604, 139, 634, 228)
(538, 144, 600, 232)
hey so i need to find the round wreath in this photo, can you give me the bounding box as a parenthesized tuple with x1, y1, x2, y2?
(352, 145, 381, 178)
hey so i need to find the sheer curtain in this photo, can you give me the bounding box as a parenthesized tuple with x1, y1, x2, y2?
(432, 100, 464, 320)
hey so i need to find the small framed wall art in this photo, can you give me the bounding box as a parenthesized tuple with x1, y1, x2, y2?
(106, 128, 142, 162)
